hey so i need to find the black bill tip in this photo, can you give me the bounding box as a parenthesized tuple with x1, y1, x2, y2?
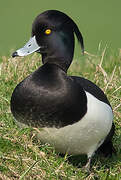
(12, 51, 18, 58)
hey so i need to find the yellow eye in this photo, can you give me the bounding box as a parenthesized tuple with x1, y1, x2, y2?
(45, 29, 52, 35)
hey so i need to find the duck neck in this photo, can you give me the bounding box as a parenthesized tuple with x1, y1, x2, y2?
(41, 52, 73, 73)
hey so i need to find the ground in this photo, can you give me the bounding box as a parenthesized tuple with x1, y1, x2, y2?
(0, 47, 121, 179)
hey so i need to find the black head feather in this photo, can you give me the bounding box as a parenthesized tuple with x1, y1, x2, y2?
(34, 10, 84, 54)
(48, 10, 84, 53)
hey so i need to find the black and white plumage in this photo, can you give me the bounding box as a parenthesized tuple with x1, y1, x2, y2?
(11, 10, 115, 169)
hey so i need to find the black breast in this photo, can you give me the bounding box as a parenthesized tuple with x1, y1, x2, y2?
(11, 64, 87, 128)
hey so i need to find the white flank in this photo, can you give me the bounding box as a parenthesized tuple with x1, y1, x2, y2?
(37, 91, 113, 157)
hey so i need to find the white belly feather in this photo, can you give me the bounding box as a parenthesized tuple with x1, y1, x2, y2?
(37, 91, 113, 156)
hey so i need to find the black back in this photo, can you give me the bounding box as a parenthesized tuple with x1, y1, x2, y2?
(71, 76, 111, 106)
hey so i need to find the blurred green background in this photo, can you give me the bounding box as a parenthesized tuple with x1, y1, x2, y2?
(0, 0, 121, 57)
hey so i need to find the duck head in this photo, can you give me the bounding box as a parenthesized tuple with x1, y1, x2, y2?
(12, 10, 84, 71)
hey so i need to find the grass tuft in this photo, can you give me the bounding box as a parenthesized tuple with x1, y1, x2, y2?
(0, 48, 121, 179)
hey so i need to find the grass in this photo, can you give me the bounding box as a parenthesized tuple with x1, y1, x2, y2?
(0, 47, 121, 179)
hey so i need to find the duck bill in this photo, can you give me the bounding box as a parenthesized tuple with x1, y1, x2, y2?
(12, 36, 40, 57)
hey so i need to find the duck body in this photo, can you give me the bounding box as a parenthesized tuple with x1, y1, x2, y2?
(11, 10, 115, 168)
(11, 65, 113, 156)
